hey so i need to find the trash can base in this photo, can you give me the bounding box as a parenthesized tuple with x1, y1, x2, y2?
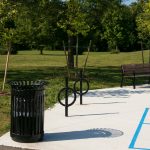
(11, 132, 44, 143)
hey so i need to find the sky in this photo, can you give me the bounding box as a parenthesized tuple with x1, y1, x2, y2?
(123, 0, 137, 5)
(61, 0, 138, 6)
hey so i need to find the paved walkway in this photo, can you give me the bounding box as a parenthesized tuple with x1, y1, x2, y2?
(0, 85, 150, 150)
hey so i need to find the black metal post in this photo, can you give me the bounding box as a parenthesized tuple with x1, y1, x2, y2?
(65, 77, 69, 117)
(73, 70, 89, 106)
(80, 70, 83, 105)
(133, 72, 136, 89)
(58, 77, 77, 117)
(148, 77, 150, 85)
(120, 71, 124, 88)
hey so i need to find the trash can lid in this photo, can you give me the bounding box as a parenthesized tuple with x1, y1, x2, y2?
(8, 80, 47, 90)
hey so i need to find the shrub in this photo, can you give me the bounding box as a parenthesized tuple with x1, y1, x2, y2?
(110, 49, 120, 54)
(0, 47, 18, 55)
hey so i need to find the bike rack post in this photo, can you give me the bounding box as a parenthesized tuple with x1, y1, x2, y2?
(65, 77, 69, 117)
(58, 77, 76, 117)
(58, 71, 89, 116)
(74, 69, 89, 105)
(79, 70, 83, 105)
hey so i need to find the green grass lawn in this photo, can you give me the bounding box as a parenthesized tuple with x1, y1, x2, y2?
(0, 50, 150, 136)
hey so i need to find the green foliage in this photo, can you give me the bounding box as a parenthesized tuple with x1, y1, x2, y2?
(110, 49, 120, 54)
(0, 0, 18, 54)
(0, 46, 7, 55)
(0, 45, 18, 55)
(0, 0, 149, 52)
(102, 5, 136, 51)
(57, 0, 90, 68)
(136, 1, 150, 45)
(58, 0, 90, 37)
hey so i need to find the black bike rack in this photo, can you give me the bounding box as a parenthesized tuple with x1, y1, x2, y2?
(58, 70, 89, 117)
(58, 77, 76, 117)
(74, 70, 89, 105)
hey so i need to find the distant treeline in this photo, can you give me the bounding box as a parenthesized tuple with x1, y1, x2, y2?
(0, 0, 150, 53)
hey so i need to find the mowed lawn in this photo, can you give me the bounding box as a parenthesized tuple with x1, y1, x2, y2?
(0, 50, 149, 136)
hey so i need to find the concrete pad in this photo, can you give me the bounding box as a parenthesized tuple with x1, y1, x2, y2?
(135, 124, 150, 148)
(1, 85, 150, 150)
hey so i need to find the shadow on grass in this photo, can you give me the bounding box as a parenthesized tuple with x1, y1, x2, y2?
(86, 66, 121, 85)
(3, 67, 67, 81)
(1, 65, 148, 88)
(43, 128, 123, 142)
(42, 53, 65, 56)
(85, 66, 150, 88)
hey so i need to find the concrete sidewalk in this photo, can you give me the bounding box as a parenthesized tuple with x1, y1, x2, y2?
(0, 85, 150, 150)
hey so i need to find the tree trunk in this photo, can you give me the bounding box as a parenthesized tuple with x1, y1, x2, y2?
(63, 41, 70, 77)
(141, 41, 144, 64)
(68, 35, 74, 69)
(76, 35, 79, 68)
(40, 49, 43, 55)
(2, 41, 11, 91)
(149, 46, 150, 64)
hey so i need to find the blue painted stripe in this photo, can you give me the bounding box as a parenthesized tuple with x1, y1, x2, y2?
(129, 108, 149, 149)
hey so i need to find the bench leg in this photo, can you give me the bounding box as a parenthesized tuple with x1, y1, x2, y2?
(133, 75, 136, 89)
(148, 77, 150, 84)
(120, 75, 124, 88)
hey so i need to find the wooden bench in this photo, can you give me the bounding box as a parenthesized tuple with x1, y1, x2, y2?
(121, 64, 150, 89)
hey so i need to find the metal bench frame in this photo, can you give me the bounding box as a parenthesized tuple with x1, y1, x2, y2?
(121, 64, 150, 89)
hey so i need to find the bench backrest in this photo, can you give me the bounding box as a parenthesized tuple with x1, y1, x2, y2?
(121, 63, 150, 75)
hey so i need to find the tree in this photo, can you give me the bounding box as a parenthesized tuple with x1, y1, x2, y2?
(13, 0, 64, 52)
(0, 0, 18, 91)
(102, 5, 135, 51)
(31, 0, 63, 54)
(84, 0, 112, 51)
(136, 1, 150, 49)
(58, 0, 90, 68)
(0, 1, 17, 49)
(12, 2, 33, 50)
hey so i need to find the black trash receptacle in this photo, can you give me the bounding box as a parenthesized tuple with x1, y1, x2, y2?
(9, 80, 46, 143)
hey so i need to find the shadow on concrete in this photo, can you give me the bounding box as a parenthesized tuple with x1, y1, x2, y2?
(82, 102, 126, 105)
(69, 112, 119, 117)
(85, 88, 150, 98)
(140, 85, 150, 88)
(43, 128, 124, 142)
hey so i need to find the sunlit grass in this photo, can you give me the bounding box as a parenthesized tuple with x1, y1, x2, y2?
(0, 49, 150, 136)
